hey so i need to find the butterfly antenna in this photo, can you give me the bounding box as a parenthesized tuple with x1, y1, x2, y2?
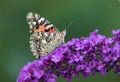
(65, 20, 73, 30)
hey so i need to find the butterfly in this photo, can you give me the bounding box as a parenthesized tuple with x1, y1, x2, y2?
(26, 12, 66, 58)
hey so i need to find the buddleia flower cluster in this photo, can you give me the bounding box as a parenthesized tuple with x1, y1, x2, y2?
(17, 29, 120, 82)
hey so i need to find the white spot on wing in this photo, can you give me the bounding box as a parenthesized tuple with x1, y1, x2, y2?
(46, 24, 54, 29)
(41, 39, 47, 44)
(35, 13, 40, 20)
(38, 17, 45, 24)
(26, 12, 33, 19)
(32, 21, 36, 25)
(44, 32, 49, 37)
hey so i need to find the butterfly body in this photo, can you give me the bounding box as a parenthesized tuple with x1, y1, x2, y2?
(26, 12, 66, 58)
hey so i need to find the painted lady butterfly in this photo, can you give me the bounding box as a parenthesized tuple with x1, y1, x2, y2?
(26, 12, 66, 58)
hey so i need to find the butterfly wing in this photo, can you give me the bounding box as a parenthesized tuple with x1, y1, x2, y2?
(26, 12, 66, 58)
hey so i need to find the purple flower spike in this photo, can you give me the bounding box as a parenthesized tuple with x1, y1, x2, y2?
(17, 29, 120, 82)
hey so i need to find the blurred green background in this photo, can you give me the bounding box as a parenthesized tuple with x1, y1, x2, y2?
(0, 0, 120, 82)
